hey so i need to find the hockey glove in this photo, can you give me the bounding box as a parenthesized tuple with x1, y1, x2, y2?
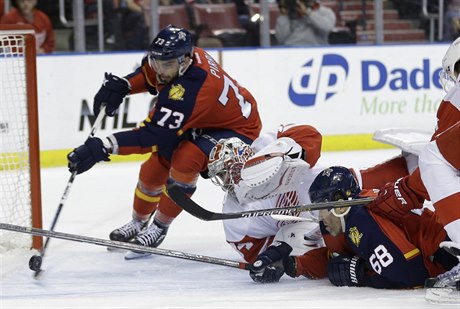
(249, 241, 293, 283)
(327, 255, 367, 287)
(67, 137, 110, 174)
(367, 176, 424, 225)
(93, 72, 131, 117)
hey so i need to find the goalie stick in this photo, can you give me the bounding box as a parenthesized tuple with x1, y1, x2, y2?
(1, 223, 249, 270)
(167, 183, 374, 221)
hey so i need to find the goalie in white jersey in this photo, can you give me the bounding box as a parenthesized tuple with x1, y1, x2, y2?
(207, 124, 326, 266)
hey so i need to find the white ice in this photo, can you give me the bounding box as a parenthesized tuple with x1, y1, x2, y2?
(1, 149, 441, 308)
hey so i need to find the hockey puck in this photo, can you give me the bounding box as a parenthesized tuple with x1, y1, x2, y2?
(29, 255, 42, 271)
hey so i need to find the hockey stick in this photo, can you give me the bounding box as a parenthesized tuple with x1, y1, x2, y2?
(167, 183, 374, 221)
(1, 223, 249, 270)
(30, 106, 107, 277)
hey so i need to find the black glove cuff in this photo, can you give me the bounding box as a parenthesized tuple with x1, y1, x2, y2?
(268, 241, 293, 260)
(284, 256, 297, 278)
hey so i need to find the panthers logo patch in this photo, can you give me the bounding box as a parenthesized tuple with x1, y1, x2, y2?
(169, 84, 185, 101)
(348, 226, 362, 247)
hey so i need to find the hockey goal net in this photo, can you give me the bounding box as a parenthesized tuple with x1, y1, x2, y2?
(0, 25, 43, 252)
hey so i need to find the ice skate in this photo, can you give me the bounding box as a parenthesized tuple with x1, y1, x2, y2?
(425, 242, 460, 304)
(108, 218, 148, 252)
(124, 220, 169, 260)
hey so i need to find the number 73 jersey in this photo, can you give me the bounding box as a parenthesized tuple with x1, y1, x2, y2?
(114, 47, 262, 157)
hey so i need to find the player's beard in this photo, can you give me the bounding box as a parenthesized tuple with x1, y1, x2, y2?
(157, 74, 171, 84)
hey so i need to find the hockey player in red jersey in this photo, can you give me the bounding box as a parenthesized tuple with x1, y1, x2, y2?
(370, 37, 460, 220)
(248, 166, 457, 288)
(419, 36, 460, 246)
(247, 38, 460, 288)
(67, 25, 262, 259)
(362, 37, 460, 290)
(353, 38, 460, 191)
(420, 121, 460, 297)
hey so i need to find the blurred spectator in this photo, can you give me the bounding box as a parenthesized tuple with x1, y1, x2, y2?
(159, 0, 186, 5)
(389, 0, 421, 19)
(84, 0, 123, 51)
(275, 0, 335, 45)
(192, 0, 249, 27)
(84, 0, 146, 51)
(443, 0, 460, 41)
(0, 0, 55, 53)
(0, 0, 4, 19)
(117, 0, 148, 50)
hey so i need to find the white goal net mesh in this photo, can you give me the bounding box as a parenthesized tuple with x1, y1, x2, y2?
(0, 33, 34, 252)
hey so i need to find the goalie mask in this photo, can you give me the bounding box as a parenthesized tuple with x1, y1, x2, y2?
(208, 138, 254, 192)
(440, 36, 460, 92)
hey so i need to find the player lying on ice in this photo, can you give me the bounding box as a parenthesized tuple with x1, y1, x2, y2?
(205, 123, 433, 283)
(247, 165, 458, 289)
(66, 25, 262, 259)
(238, 37, 460, 291)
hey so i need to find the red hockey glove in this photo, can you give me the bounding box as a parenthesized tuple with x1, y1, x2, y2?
(367, 176, 424, 224)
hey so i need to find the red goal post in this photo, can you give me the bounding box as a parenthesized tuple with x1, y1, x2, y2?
(0, 24, 43, 251)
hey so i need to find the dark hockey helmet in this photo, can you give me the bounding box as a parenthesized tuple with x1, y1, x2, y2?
(148, 25, 193, 61)
(308, 166, 361, 203)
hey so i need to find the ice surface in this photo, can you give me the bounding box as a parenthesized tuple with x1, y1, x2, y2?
(1, 149, 440, 308)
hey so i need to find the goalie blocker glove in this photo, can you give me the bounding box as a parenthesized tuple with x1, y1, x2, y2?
(94, 72, 131, 116)
(327, 255, 367, 287)
(249, 241, 293, 283)
(68, 137, 110, 174)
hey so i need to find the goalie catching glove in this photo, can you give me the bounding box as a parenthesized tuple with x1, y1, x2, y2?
(93, 72, 131, 116)
(249, 241, 296, 283)
(67, 137, 110, 174)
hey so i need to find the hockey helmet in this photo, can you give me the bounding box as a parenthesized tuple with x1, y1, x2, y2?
(440, 36, 460, 92)
(308, 166, 361, 203)
(208, 138, 254, 192)
(149, 25, 193, 61)
(148, 25, 194, 77)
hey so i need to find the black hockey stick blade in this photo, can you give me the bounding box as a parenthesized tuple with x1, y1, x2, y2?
(1, 223, 249, 271)
(167, 183, 375, 221)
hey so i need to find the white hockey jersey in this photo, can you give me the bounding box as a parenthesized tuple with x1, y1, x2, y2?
(222, 124, 325, 262)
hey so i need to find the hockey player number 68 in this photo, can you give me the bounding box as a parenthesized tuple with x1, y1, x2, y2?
(369, 244, 394, 274)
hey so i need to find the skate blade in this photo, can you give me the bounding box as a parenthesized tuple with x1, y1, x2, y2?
(106, 246, 127, 252)
(124, 250, 153, 260)
(426, 287, 460, 304)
